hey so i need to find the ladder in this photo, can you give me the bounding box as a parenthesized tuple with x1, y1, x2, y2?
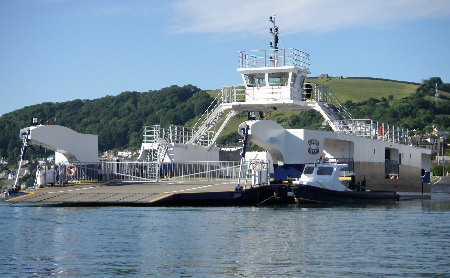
(13, 133, 29, 190)
(207, 110, 238, 148)
(187, 88, 234, 146)
(311, 84, 354, 132)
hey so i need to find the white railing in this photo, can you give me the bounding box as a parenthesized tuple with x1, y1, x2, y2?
(46, 161, 251, 184)
(333, 119, 410, 144)
(222, 86, 246, 102)
(238, 48, 310, 70)
(162, 161, 242, 181)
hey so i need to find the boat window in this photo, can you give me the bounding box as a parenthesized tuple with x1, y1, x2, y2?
(268, 72, 289, 86)
(244, 73, 266, 87)
(303, 166, 315, 175)
(291, 73, 297, 87)
(299, 75, 306, 88)
(317, 166, 333, 175)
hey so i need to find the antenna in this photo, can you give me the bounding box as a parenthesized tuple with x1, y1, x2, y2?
(435, 83, 439, 106)
(269, 14, 279, 49)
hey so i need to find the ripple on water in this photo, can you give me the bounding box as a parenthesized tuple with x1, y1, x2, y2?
(0, 200, 449, 277)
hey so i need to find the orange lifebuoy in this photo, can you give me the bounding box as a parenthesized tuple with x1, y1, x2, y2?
(66, 164, 77, 177)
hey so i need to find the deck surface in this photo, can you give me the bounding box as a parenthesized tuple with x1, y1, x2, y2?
(5, 181, 243, 205)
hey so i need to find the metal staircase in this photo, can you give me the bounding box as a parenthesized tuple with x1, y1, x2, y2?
(145, 137, 168, 180)
(310, 84, 409, 143)
(137, 126, 169, 180)
(311, 84, 354, 132)
(187, 90, 235, 146)
(207, 110, 238, 148)
(13, 132, 29, 190)
(136, 89, 240, 181)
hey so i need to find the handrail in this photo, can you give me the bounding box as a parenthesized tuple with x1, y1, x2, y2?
(191, 94, 221, 131)
(238, 48, 310, 70)
(313, 84, 353, 121)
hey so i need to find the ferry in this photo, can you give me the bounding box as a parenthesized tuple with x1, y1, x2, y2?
(4, 15, 431, 206)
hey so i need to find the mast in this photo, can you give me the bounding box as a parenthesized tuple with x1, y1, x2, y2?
(269, 14, 279, 66)
(269, 14, 279, 50)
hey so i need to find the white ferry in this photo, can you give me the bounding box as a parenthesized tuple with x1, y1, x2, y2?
(10, 15, 431, 201)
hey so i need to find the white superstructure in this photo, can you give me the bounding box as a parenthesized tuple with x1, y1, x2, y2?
(137, 14, 431, 191)
(19, 125, 98, 164)
(14, 15, 428, 191)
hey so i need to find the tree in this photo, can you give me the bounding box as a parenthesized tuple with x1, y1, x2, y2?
(417, 77, 443, 97)
(431, 165, 450, 176)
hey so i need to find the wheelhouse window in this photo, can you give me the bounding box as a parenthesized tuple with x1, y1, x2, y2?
(291, 73, 298, 87)
(268, 72, 289, 86)
(303, 166, 315, 175)
(299, 75, 306, 88)
(317, 166, 333, 175)
(244, 73, 266, 87)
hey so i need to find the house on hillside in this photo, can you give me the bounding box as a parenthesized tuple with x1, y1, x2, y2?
(432, 125, 450, 138)
(117, 150, 136, 158)
(410, 134, 444, 155)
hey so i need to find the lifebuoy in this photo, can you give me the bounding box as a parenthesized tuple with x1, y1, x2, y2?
(251, 163, 259, 170)
(66, 164, 77, 177)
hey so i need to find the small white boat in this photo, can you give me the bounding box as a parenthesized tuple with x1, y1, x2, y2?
(291, 158, 399, 204)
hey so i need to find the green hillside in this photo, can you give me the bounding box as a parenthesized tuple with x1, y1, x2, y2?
(306, 77, 419, 102)
(0, 85, 214, 163)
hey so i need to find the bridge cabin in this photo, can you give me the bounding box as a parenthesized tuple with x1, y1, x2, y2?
(229, 15, 312, 113)
(237, 48, 310, 106)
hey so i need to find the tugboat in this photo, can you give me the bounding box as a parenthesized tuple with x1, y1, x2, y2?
(291, 157, 400, 204)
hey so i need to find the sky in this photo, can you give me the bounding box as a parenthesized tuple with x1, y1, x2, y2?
(1, 0, 450, 116)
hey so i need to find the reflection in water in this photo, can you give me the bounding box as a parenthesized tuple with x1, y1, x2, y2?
(424, 199, 450, 211)
(1, 198, 450, 277)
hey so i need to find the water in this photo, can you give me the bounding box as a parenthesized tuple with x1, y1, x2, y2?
(1, 199, 449, 277)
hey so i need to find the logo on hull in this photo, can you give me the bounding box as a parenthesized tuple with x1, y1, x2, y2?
(308, 139, 320, 154)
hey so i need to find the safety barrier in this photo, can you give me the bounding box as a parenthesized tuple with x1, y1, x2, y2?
(45, 161, 254, 184)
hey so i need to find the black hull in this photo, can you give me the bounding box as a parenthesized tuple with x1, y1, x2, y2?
(13, 185, 295, 207)
(292, 185, 399, 204)
(153, 186, 294, 207)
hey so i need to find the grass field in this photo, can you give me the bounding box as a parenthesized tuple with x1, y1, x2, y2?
(306, 78, 419, 102)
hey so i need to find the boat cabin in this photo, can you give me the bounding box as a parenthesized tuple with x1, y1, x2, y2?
(237, 14, 310, 104)
(238, 51, 310, 103)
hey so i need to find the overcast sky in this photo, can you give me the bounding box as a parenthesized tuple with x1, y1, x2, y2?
(1, 0, 449, 116)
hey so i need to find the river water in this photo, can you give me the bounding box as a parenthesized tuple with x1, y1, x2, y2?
(1, 198, 449, 277)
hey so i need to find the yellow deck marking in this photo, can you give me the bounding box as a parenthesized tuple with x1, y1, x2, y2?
(148, 193, 173, 203)
(5, 190, 34, 202)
